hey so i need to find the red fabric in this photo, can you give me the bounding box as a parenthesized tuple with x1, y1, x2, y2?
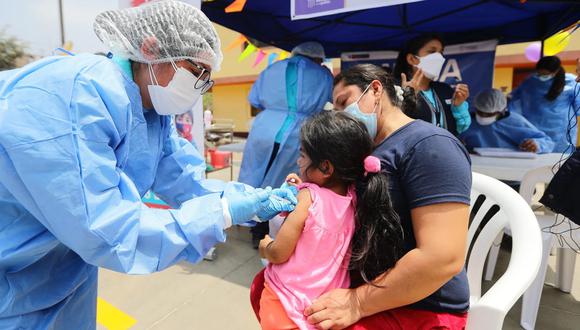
(344, 308, 467, 330)
(250, 269, 467, 330)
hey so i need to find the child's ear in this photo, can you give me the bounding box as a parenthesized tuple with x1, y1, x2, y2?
(320, 160, 334, 178)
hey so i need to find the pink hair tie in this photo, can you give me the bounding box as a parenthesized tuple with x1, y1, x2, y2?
(364, 156, 381, 176)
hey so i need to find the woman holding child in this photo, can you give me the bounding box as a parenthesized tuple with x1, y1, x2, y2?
(251, 63, 472, 330)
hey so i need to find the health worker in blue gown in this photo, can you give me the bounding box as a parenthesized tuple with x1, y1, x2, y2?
(460, 88, 554, 153)
(0, 2, 295, 329)
(509, 56, 580, 152)
(239, 41, 333, 246)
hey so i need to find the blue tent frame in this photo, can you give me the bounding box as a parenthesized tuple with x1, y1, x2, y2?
(202, 0, 580, 57)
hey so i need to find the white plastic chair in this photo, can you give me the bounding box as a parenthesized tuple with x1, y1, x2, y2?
(481, 166, 579, 329)
(466, 173, 542, 330)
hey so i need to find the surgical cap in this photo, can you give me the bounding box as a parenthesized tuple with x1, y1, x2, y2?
(474, 88, 507, 113)
(93, 0, 223, 71)
(291, 42, 326, 60)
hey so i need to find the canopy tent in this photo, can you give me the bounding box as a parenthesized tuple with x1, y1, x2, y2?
(202, 0, 580, 58)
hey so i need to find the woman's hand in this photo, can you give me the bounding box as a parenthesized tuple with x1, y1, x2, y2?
(285, 173, 302, 187)
(304, 288, 363, 330)
(520, 139, 539, 153)
(452, 84, 469, 106)
(400, 69, 425, 93)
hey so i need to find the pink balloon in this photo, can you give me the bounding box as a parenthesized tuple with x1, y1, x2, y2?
(525, 42, 541, 62)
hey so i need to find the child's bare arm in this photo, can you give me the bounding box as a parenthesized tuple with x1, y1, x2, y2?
(259, 189, 311, 264)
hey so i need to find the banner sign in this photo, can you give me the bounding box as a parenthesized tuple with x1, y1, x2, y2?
(291, 0, 424, 20)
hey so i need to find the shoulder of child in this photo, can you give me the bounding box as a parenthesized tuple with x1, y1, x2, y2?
(296, 188, 313, 209)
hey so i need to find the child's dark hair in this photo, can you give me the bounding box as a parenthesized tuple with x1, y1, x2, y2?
(334, 63, 419, 120)
(393, 34, 444, 81)
(300, 111, 403, 284)
(537, 56, 566, 101)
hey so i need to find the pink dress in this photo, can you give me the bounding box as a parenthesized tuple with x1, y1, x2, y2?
(264, 183, 356, 330)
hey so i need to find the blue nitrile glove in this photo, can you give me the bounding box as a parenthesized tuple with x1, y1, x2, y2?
(280, 182, 299, 199)
(256, 187, 298, 221)
(222, 182, 271, 226)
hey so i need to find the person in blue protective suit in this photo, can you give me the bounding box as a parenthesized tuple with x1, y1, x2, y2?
(510, 56, 580, 153)
(239, 41, 333, 247)
(394, 34, 471, 136)
(0, 1, 295, 329)
(461, 88, 554, 153)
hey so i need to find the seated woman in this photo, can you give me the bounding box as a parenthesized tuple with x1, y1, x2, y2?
(303, 64, 471, 329)
(461, 88, 554, 153)
(509, 56, 579, 152)
(248, 64, 471, 329)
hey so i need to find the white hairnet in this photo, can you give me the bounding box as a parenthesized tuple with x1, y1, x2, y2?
(474, 88, 507, 113)
(291, 41, 325, 60)
(94, 0, 222, 71)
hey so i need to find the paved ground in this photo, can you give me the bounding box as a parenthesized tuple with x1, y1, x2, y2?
(97, 153, 580, 330)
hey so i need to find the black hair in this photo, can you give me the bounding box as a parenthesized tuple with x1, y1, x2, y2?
(393, 34, 444, 81)
(300, 111, 403, 284)
(334, 63, 419, 120)
(536, 56, 566, 101)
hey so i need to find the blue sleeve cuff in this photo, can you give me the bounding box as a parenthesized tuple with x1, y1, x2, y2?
(451, 102, 471, 134)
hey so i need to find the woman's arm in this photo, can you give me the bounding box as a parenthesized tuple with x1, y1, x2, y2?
(305, 202, 469, 329)
(259, 189, 311, 264)
(355, 202, 468, 315)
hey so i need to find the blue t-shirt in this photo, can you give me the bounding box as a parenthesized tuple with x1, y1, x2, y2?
(353, 120, 472, 313)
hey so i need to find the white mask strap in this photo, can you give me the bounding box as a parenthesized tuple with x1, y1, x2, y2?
(356, 83, 373, 103)
(148, 64, 159, 86)
(169, 59, 178, 72)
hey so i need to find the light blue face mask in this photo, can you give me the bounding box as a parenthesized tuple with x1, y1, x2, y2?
(536, 73, 554, 82)
(344, 84, 378, 138)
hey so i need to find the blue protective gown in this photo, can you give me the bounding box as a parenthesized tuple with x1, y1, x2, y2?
(460, 111, 555, 154)
(510, 74, 579, 152)
(0, 54, 228, 329)
(239, 56, 333, 188)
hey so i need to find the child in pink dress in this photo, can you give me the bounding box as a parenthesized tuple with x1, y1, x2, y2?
(257, 111, 403, 330)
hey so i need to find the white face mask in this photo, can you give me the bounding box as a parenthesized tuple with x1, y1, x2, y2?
(536, 74, 554, 82)
(147, 63, 202, 116)
(416, 52, 446, 80)
(476, 114, 497, 126)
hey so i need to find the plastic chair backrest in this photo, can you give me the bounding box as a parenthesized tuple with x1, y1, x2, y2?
(518, 166, 554, 205)
(465, 173, 542, 330)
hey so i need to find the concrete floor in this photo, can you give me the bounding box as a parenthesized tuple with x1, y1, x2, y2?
(97, 153, 580, 330)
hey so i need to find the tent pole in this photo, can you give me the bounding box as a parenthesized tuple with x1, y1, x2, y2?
(58, 0, 65, 46)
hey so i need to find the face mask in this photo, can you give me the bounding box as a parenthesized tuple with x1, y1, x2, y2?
(536, 74, 554, 82)
(176, 122, 192, 134)
(416, 52, 446, 80)
(147, 63, 202, 116)
(344, 84, 378, 138)
(476, 114, 497, 126)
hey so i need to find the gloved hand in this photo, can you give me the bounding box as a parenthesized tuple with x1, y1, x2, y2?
(256, 186, 298, 221)
(222, 182, 271, 226)
(280, 182, 299, 198)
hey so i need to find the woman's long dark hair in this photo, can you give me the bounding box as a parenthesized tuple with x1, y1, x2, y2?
(536, 56, 566, 101)
(300, 111, 403, 285)
(393, 34, 444, 81)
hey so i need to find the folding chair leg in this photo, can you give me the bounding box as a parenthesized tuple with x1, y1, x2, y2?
(521, 233, 554, 330)
(555, 248, 577, 293)
(484, 231, 503, 281)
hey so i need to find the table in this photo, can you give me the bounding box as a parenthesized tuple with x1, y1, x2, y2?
(470, 153, 565, 181)
(217, 141, 246, 153)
